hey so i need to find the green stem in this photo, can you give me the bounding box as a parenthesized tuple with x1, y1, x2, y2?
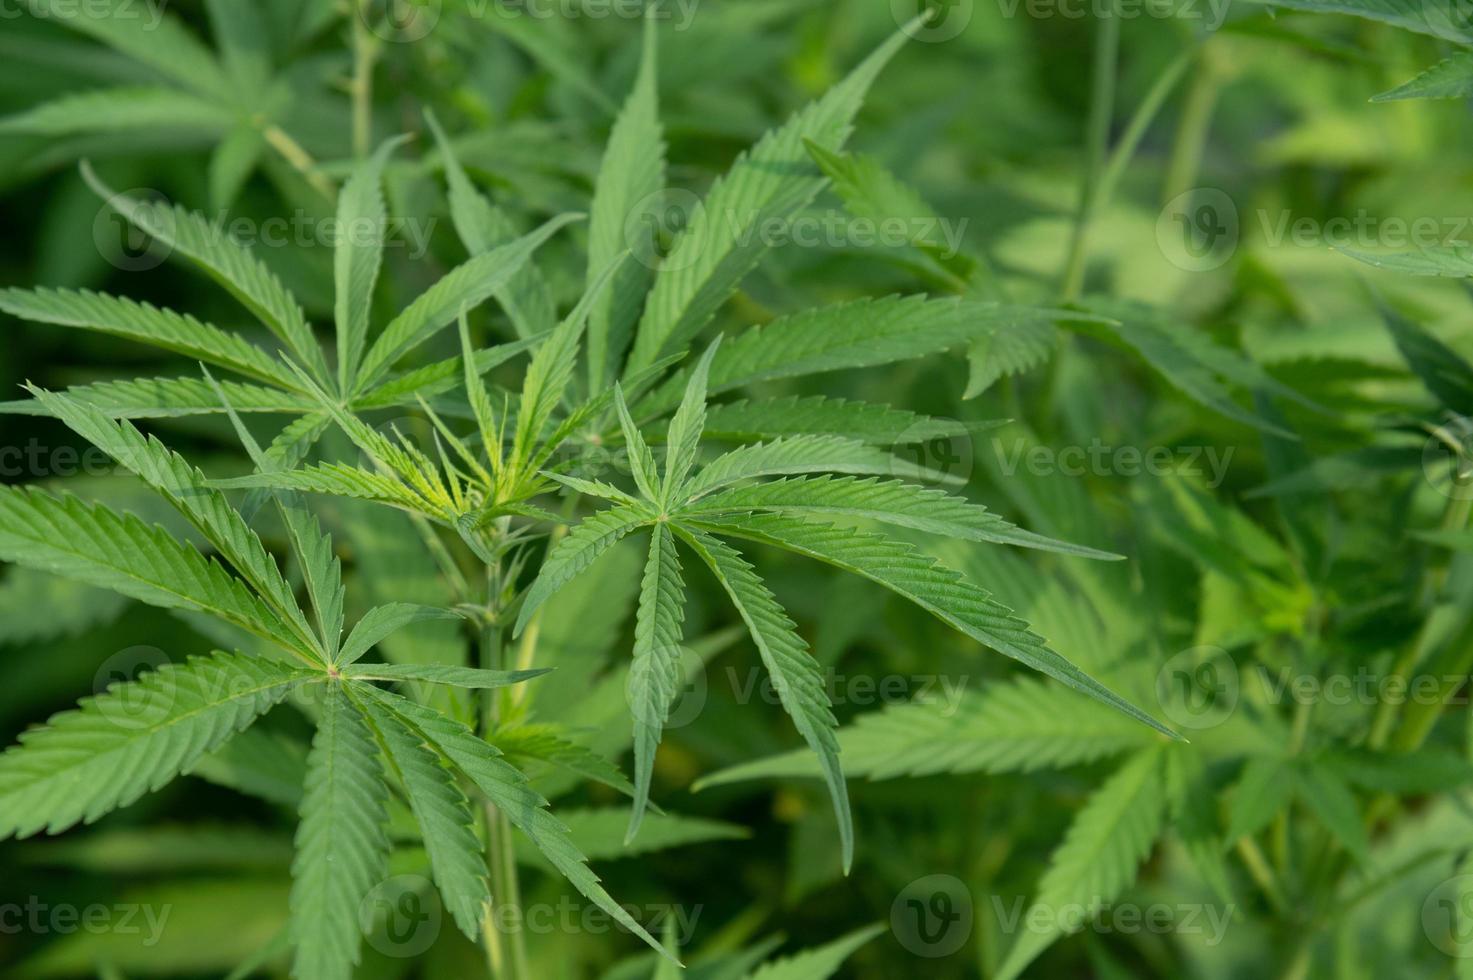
(478, 572, 529, 979)
(1162, 43, 1224, 203)
(1095, 50, 1194, 219)
(351, 14, 380, 159)
(1235, 837, 1289, 916)
(1367, 485, 1473, 749)
(1060, 1, 1120, 302)
(261, 124, 336, 201)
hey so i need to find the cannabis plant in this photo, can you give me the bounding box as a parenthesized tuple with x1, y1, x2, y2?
(0, 12, 1184, 978)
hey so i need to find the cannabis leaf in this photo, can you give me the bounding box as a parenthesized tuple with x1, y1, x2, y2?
(517, 340, 1174, 867)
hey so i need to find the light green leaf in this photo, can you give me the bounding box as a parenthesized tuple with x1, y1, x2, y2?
(342, 664, 550, 688)
(1373, 52, 1473, 101)
(742, 924, 886, 980)
(696, 678, 1155, 788)
(214, 462, 433, 516)
(514, 504, 653, 635)
(354, 691, 489, 939)
(288, 684, 391, 980)
(671, 525, 851, 872)
(492, 724, 637, 799)
(425, 109, 557, 339)
(1233, 0, 1473, 41)
(1295, 762, 1369, 864)
(965, 318, 1060, 398)
(334, 137, 406, 392)
(995, 750, 1167, 980)
(0, 486, 300, 655)
(359, 686, 668, 958)
(355, 212, 580, 390)
(337, 603, 460, 666)
(81, 162, 329, 383)
(30, 386, 320, 658)
(1226, 756, 1296, 844)
(626, 24, 915, 371)
(587, 9, 664, 388)
(661, 339, 720, 502)
(0, 287, 301, 388)
(696, 513, 1176, 739)
(702, 396, 982, 445)
(640, 296, 1075, 415)
(0, 376, 311, 419)
(34, 0, 234, 101)
(683, 435, 961, 499)
(512, 257, 625, 474)
(355, 332, 543, 409)
(681, 475, 1121, 560)
(0, 86, 232, 135)
(0, 652, 310, 839)
(614, 383, 662, 501)
(627, 524, 688, 841)
(511, 807, 748, 865)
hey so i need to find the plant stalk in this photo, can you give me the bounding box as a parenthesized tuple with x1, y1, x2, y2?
(262, 124, 336, 200)
(1060, 0, 1120, 303)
